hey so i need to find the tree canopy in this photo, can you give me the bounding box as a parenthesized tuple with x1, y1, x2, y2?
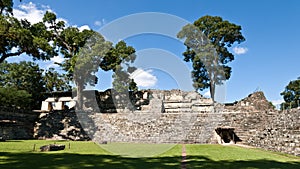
(104, 41, 136, 93)
(178, 15, 245, 101)
(0, 61, 72, 109)
(0, 61, 45, 108)
(0, 0, 56, 63)
(43, 11, 137, 110)
(0, 86, 32, 109)
(281, 77, 300, 109)
(43, 68, 72, 93)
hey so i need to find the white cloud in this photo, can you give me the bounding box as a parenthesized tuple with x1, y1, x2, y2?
(271, 99, 284, 109)
(271, 99, 284, 105)
(14, 2, 68, 26)
(51, 55, 64, 64)
(14, 2, 51, 24)
(203, 91, 211, 98)
(13, 2, 91, 33)
(94, 19, 106, 27)
(37, 55, 65, 70)
(233, 46, 248, 55)
(130, 69, 157, 88)
(94, 21, 102, 26)
(78, 25, 91, 32)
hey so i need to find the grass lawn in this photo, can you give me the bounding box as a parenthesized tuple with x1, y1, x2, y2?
(185, 144, 300, 169)
(0, 140, 299, 169)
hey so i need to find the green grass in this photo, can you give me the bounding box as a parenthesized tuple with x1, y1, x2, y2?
(99, 142, 178, 157)
(185, 144, 300, 169)
(0, 141, 299, 169)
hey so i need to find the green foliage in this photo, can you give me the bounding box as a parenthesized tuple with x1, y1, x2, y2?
(0, 86, 32, 109)
(269, 101, 276, 110)
(178, 15, 245, 100)
(43, 68, 72, 92)
(104, 41, 136, 93)
(0, 61, 45, 109)
(0, 2, 56, 63)
(43, 12, 137, 109)
(129, 79, 138, 93)
(100, 41, 136, 72)
(43, 12, 111, 109)
(281, 77, 300, 109)
(0, 61, 73, 109)
(0, 0, 14, 15)
(0, 61, 45, 93)
(73, 31, 112, 86)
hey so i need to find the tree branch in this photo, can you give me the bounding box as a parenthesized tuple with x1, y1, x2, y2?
(0, 51, 23, 63)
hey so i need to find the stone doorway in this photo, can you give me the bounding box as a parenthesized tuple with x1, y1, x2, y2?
(215, 127, 242, 144)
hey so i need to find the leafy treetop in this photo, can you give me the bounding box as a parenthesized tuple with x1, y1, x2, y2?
(281, 77, 300, 109)
(178, 15, 245, 101)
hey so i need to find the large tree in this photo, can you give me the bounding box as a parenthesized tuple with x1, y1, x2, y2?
(178, 15, 245, 101)
(43, 12, 136, 110)
(42, 11, 109, 109)
(281, 77, 300, 109)
(0, 0, 56, 63)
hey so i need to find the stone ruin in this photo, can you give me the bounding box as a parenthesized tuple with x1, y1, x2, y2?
(40, 144, 65, 152)
(81, 89, 214, 113)
(1, 89, 300, 156)
(224, 91, 275, 112)
(149, 90, 214, 113)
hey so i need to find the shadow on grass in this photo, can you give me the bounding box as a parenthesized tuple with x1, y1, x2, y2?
(0, 152, 299, 169)
(0, 152, 180, 169)
(187, 155, 300, 169)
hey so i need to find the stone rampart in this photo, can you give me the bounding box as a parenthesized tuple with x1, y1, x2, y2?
(1, 90, 299, 156)
(85, 109, 299, 156)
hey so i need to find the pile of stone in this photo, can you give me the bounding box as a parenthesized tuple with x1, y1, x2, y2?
(34, 110, 90, 141)
(225, 91, 275, 112)
(40, 144, 65, 152)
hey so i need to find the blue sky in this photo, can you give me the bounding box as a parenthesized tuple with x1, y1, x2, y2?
(9, 0, 300, 107)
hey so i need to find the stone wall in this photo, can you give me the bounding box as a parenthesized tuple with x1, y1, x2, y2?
(84, 109, 299, 156)
(0, 107, 39, 139)
(222, 109, 300, 156)
(34, 110, 90, 140)
(224, 91, 275, 112)
(1, 90, 299, 156)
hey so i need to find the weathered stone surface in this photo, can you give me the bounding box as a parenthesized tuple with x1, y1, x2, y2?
(1, 90, 300, 156)
(0, 107, 39, 139)
(224, 91, 275, 112)
(40, 144, 65, 151)
(34, 110, 90, 141)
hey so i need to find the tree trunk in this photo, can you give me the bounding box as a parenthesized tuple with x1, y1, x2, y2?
(76, 82, 84, 110)
(210, 81, 215, 102)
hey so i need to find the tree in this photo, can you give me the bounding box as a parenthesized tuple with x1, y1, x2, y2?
(280, 77, 300, 109)
(43, 68, 72, 92)
(0, 86, 32, 109)
(0, 0, 14, 15)
(178, 15, 245, 101)
(0, 61, 45, 109)
(0, 0, 56, 63)
(129, 79, 138, 93)
(101, 41, 136, 93)
(42, 12, 105, 109)
(43, 12, 137, 110)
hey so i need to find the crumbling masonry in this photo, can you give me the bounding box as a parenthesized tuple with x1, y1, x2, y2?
(0, 90, 299, 156)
